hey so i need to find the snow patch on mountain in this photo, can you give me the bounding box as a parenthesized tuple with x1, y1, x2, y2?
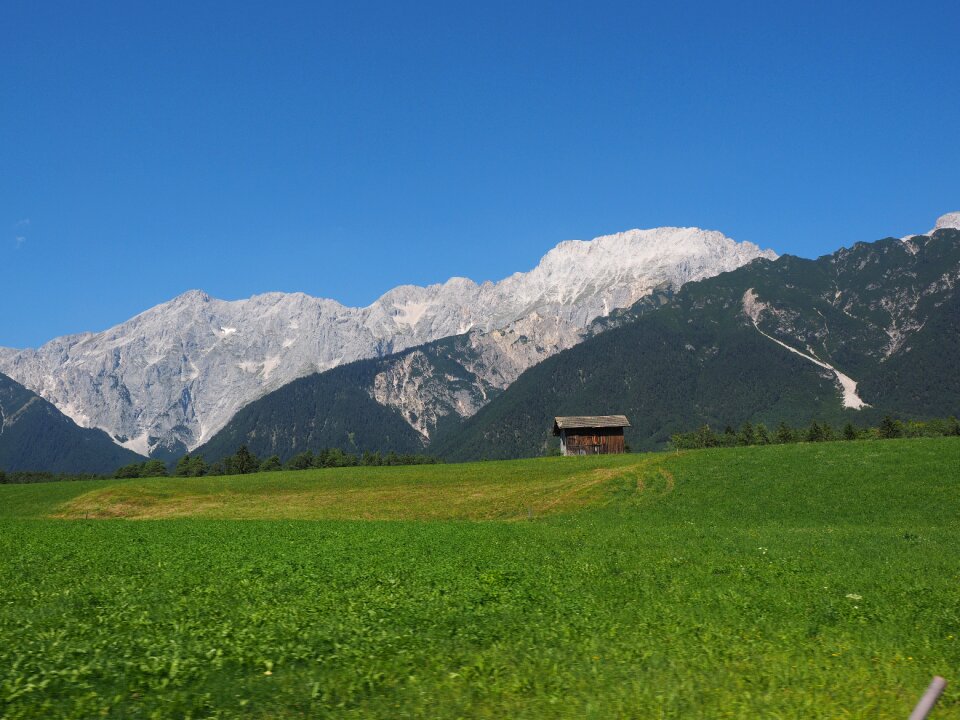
(0, 226, 777, 456)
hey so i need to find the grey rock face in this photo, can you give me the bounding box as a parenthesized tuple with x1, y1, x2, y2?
(0, 226, 776, 455)
(366, 314, 596, 440)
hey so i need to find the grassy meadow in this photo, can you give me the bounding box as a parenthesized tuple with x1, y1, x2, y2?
(1, 438, 958, 718)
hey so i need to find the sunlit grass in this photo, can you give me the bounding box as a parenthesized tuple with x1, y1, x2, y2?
(0, 438, 958, 718)
(37, 454, 655, 521)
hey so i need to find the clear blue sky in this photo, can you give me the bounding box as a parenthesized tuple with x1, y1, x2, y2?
(2, 1, 958, 348)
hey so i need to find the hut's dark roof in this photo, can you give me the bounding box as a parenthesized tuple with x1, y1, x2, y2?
(553, 415, 631, 433)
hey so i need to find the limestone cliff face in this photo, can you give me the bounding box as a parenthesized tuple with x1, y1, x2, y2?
(0, 226, 776, 456)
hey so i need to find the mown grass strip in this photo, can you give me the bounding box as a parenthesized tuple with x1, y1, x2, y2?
(49, 454, 657, 521)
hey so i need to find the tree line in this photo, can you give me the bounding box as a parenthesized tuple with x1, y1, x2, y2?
(112, 445, 439, 479)
(670, 416, 960, 450)
(0, 470, 106, 485)
(4, 416, 956, 483)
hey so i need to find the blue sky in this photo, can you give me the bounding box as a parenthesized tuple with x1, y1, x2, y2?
(2, 1, 958, 348)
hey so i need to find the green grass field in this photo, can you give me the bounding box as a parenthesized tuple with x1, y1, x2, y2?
(1, 438, 958, 718)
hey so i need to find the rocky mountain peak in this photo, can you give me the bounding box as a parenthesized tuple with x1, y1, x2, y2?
(901, 211, 960, 241)
(933, 212, 960, 232)
(0, 224, 777, 457)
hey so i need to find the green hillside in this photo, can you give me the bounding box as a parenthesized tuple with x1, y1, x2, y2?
(191, 329, 508, 463)
(193, 331, 512, 465)
(191, 229, 960, 465)
(0, 372, 146, 473)
(1, 438, 958, 718)
(435, 230, 960, 460)
(191, 361, 427, 463)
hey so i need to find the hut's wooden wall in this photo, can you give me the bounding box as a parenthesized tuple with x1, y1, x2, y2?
(561, 427, 625, 455)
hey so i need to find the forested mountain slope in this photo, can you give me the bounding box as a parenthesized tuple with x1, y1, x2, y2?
(0, 373, 146, 473)
(434, 228, 960, 460)
(191, 336, 474, 462)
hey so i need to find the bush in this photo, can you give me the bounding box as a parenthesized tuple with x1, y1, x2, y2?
(259, 456, 282, 472)
(141, 460, 168, 477)
(670, 416, 959, 451)
(115, 463, 143, 479)
(878, 416, 903, 439)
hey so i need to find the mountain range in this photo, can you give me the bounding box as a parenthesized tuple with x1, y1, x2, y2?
(435, 223, 960, 459)
(2, 214, 958, 473)
(197, 213, 960, 463)
(0, 226, 774, 463)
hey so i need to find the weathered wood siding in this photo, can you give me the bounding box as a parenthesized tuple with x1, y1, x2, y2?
(560, 427, 625, 455)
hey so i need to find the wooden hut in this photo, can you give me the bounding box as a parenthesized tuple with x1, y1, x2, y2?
(552, 415, 631, 456)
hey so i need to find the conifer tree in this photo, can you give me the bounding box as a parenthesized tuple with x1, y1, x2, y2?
(948, 417, 960, 437)
(115, 462, 144, 479)
(174, 454, 192, 477)
(842, 422, 857, 441)
(775, 422, 794, 444)
(141, 459, 168, 477)
(233, 445, 259, 474)
(695, 425, 718, 448)
(806, 420, 824, 442)
(878, 415, 902, 439)
(326, 448, 350, 467)
(188, 456, 209, 477)
(259, 455, 282, 472)
(754, 423, 770, 445)
(286, 451, 314, 471)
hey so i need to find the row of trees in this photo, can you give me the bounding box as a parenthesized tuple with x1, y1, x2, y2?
(113, 445, 439, 479)
(670, 416, 960, 450)
(114, 459, 169, 478)
(7, 415, 956, 483)
(0, 469, 105, 485)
